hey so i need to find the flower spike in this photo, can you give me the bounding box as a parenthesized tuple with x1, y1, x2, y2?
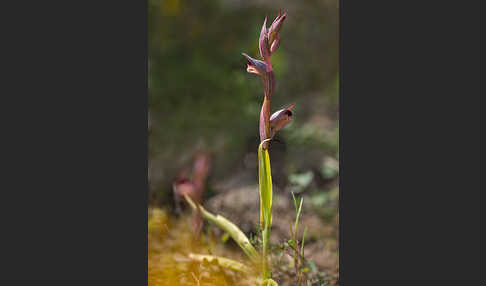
(242, 10, 287, 149)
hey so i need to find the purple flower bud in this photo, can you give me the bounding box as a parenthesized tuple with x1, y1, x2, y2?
(270, 104, 295, 137)
(268, 10, 287, 54)
(259, 17, 271, 63)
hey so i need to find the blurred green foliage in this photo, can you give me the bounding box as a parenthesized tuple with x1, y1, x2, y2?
(289, 171, 314, 194)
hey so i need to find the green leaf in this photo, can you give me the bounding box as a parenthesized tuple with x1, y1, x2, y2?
(293, 195, 304, 238)
(258, 139, 273, 229)
(258, 139, 274, 279)
(291, 192, 298, 211)
(184, 195, 260, 262)
(287, 239, 296, 250)
(301, 226, 308, 259)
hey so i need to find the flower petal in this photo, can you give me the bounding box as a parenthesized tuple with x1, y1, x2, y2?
(242, 53, 268, 76)
(270, 104, 295, 137)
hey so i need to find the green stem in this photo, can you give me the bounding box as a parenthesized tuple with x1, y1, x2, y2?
(262, 222, 271, 279)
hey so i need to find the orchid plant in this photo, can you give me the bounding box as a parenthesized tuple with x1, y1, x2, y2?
(180, 10, 295, 286)
(242, 10, 293, 282)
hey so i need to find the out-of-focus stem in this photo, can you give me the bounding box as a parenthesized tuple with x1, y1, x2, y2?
(188, 253, 252, 274)
(184, 195, 260, 263)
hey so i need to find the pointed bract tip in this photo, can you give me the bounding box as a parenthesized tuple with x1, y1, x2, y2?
(261, 16, 268, 33)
